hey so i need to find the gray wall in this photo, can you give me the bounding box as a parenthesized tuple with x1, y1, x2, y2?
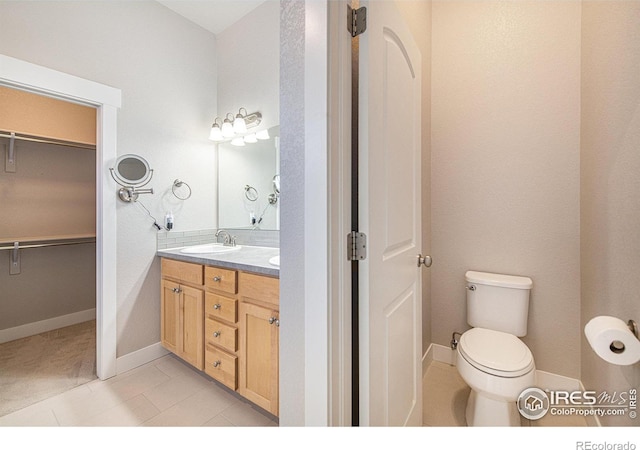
(431, 1, 582, 378)
(279, 0, 306, 427)
(0, 1, 218, 357)
(581, 0, 640, 426)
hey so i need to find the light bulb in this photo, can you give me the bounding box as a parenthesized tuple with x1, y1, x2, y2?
(221, 118, 234, 138)
(231, 137, 245, 147)
(256, 129, 270, 140)
(209, 124, 224, 141)
(233, 115, 247, 134)
(243, 133, 257, 144)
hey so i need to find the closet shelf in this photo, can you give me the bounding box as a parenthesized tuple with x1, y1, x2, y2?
(0, 130, 96, 150)
(0, 234, 96, 251)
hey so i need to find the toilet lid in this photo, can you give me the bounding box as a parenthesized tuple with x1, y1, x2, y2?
(459, 328, 534, 377)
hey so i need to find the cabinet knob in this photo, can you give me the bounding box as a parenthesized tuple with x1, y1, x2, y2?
(213, 360, 221, 368)
(269, 317, 275, 324)
(213, 303, 221, 310)
(172, 287, 182, 293)
(275, 319, 280, 327)
(213, 331, 221, 338)
(212, 276, 222, 282)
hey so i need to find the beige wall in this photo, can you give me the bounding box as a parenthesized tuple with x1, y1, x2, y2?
(431, 1, 582, 378)
(0, 86, 96, 145)
(581, 1, 640, 426)
(395, 0, 432, 353)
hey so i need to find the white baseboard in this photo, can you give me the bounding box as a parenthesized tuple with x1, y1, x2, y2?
(115, 341, 169, 375)
(0, 308, 96, 344)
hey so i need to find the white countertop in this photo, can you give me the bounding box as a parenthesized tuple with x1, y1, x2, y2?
(157, 245, 280, 277)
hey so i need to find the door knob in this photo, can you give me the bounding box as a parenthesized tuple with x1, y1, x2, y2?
(417, 254, 432, 268)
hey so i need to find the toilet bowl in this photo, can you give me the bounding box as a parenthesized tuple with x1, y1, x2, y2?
(456, 327, 535, 426)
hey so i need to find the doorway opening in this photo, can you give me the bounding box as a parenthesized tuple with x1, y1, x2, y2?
(0, 85, 98, 416)
(0, 54, 121, 397)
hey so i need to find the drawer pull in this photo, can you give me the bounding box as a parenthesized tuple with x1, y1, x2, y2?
(213, 331, 221, 338)
(212, 276, 222, 282)
(213, 360, 221, 368)
(213, 303, 221, 310)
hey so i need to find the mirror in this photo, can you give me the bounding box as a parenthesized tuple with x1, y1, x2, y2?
(109, 154, 154, 203)
(218, 125, 279, 230)
(111, 154, 152, 187)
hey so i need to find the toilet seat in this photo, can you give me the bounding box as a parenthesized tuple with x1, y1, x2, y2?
(458, 328, 534, 378)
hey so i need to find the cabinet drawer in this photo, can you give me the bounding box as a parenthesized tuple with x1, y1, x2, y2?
(205, 293, 237, 323)
(162, 259, 203, 285)
(205, 344, 237, 390)
(205, 318, 237, 353)
(204, 266, 237, 294)
(239, 272, 279, 307)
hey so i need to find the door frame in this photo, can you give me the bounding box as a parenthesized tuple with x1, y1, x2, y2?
(0, 54, 121, 380)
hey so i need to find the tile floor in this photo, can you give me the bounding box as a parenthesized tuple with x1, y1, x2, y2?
(0, 353, 277, 427)
(422, 361, 589, 427)
(1, 355, 589, 428)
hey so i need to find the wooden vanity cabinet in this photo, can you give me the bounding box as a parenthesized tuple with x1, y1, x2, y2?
(160, 257, 279, 415)
(238, 272, 280, 416)
(161, 259, 204, 370)
(204, 288, 239, 390)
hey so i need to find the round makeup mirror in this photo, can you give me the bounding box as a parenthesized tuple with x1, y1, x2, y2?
(112, 154, 152, 187)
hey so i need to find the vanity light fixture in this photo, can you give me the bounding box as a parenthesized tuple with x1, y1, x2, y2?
(256, 129, 270, 140)
(208, 109, 263, 143)
(243, 133, 258, 144)
(233, 107, 248, 134)
(221, 114, 235, 138)
(231, 137, 245, 147)
(209, 118, 224, 141)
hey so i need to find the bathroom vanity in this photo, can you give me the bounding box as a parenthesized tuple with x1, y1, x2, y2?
(157, 245, 280, 416)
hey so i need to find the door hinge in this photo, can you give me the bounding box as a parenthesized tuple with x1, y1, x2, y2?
(347, 5, 367, 38)
(347, 231, 367, 261)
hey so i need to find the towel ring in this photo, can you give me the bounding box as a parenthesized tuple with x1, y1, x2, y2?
(244, 185, 258, 202)
(172, 179, 192, 200)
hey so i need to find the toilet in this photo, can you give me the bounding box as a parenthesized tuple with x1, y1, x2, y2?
(456, 271, 536, 427)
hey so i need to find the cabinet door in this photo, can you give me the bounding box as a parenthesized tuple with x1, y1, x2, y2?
(178, 284, 204, 370)
(161, 279, 180, 353)
(238, 302, 279, 415)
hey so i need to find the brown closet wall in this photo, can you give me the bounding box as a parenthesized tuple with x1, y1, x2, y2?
(0, 86, 96, 145)
(0, 86, 96, 241)
(0, 86, 96, 334)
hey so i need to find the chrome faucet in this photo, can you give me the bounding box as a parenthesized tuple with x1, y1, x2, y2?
(215, 230, 236, 247)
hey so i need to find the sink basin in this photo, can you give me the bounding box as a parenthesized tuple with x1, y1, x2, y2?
(180, 243, 242, 254)
(269, 255, 280, 267)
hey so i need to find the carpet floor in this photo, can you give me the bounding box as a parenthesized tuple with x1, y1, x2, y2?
(0, 320, 96, 417)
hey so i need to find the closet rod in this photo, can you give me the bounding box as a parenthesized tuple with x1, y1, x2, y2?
(0, 237, 96, 251)
(0, 130, 96, 150)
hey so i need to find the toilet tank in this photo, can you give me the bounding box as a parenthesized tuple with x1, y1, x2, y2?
(465, 271, 533, 337)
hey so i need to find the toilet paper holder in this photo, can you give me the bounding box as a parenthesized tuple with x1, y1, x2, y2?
(626, 319, 638, 339)
(610, 319, 639, 355)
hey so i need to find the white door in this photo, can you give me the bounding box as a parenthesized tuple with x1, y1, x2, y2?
(358, 0, 423, 426)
